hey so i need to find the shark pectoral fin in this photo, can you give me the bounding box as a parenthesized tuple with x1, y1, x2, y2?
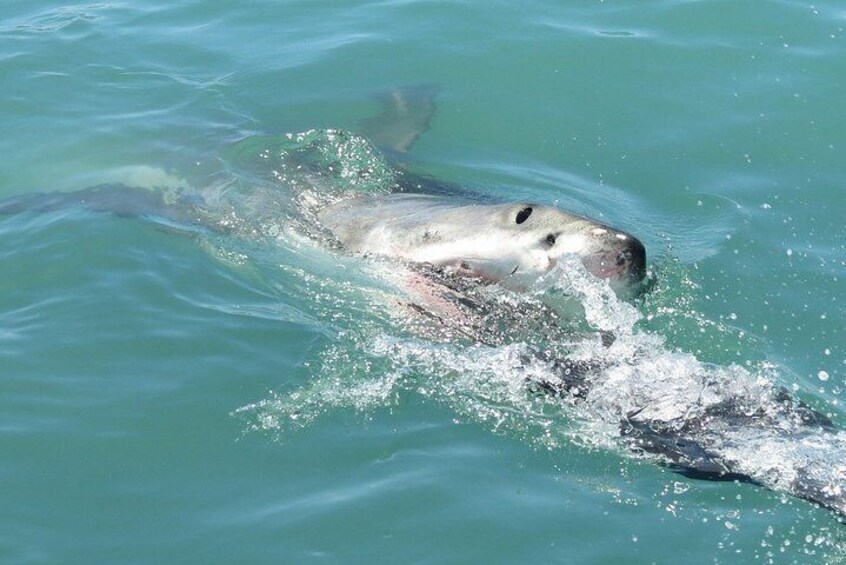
(359, 84, 439, 154)
(620, 420, 744, 481)
(791, 470, 846, 518)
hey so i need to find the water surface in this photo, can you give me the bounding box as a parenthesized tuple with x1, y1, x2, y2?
(1, 1, 845, 562)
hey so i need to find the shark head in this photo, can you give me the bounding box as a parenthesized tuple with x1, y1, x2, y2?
(407, 201, 646, 292)
(318, 194, 646, 294)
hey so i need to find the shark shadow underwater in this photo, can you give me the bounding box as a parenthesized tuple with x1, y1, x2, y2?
(2, 86, 844, 518)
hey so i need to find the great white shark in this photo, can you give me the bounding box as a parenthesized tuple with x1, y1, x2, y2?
(1, 86, 844, 518)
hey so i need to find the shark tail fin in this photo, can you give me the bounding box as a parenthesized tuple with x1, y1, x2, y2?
(359, 84, 439, 154)
(0, 184, 206, 232)
(0, 185, 167, 218)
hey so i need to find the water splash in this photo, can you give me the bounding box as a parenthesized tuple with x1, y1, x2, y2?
(224, 128, 397, 199)
(222, 129, 845, 523)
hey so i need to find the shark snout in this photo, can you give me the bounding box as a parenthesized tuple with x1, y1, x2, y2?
(581, 233, 646, 285)
(616, 236, 646, 282)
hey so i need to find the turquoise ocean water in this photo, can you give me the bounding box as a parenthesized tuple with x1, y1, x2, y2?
(2, 1, 845, 562)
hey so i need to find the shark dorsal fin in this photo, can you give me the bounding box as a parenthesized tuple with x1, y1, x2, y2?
(359, 84, 439, 154)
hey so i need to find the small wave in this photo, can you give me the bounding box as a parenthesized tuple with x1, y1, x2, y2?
(1, 3, 115, 37)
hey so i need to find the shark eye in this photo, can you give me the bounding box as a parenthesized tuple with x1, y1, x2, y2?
(515, 207, 533, 224)
(545, 233, 557, 246)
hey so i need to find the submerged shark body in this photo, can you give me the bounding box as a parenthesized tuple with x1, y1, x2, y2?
(1, 87, 844, 518)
